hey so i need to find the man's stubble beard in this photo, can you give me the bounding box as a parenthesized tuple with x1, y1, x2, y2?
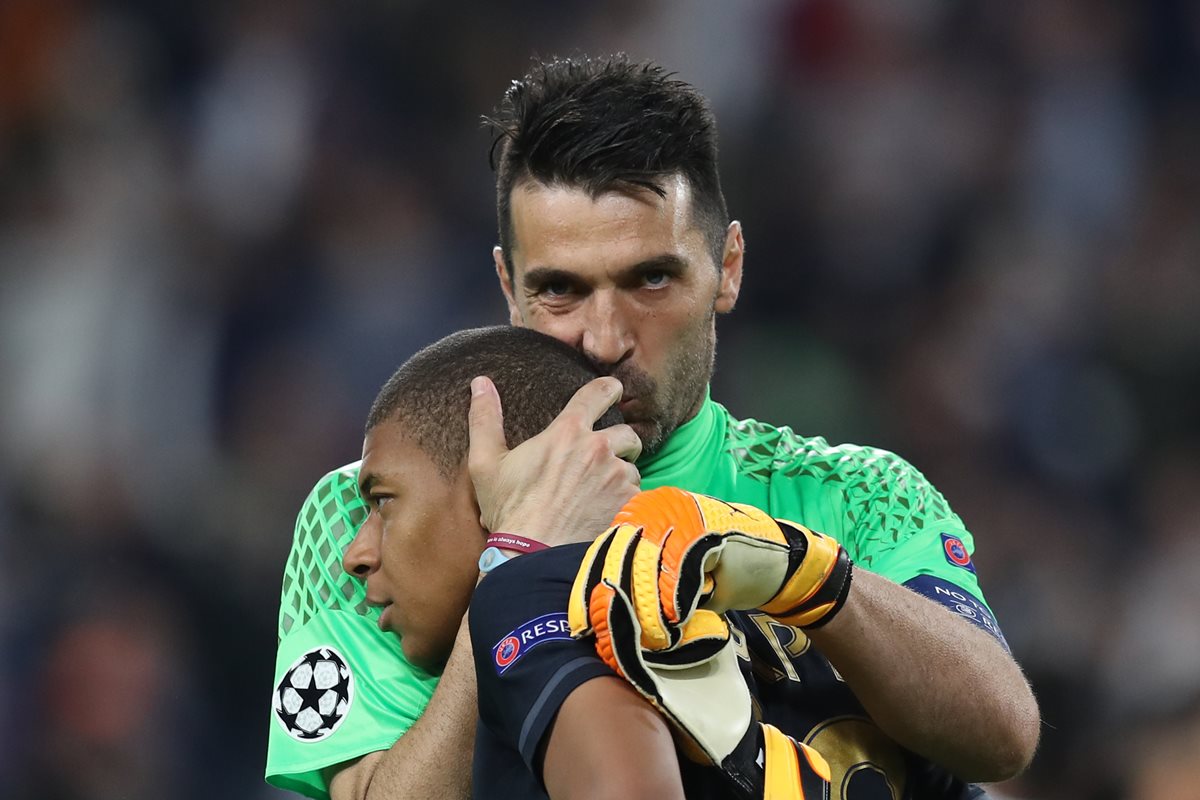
(608, 307, 717, 460)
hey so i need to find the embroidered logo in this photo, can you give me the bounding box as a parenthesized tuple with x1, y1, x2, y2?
(492, 613, 572, 675)
(940, 533, 976, 573)
(273, 646, 354, 742)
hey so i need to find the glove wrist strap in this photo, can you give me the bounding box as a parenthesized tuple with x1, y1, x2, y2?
(798, 557, 853, 630)
(766, 548, 855, 629)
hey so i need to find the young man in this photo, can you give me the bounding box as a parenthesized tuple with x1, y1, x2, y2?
(267, 55, 1039, 800)
(266, 327, 641, 800)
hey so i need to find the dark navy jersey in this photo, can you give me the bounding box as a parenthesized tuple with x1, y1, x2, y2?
(469, 544, 993, 800)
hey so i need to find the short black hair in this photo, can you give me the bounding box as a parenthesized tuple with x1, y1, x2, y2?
(486, 54, 729, 274)
(366, 326, 621, 478)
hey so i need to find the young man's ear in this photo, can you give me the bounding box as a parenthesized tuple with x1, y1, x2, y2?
(456, 464, 488, 540)
(493, 247, 523, 326)
(714, 222, 744, 314)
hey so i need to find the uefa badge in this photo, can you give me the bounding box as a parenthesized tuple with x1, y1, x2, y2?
(491, 613, 572, 675)
(274, 646, 354, 742)
(940, 533, 977, 574)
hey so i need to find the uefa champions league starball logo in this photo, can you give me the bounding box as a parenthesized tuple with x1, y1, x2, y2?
(274, 646, 354, 742)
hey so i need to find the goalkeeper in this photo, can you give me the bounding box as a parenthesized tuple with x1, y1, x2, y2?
(267, 54, 1039, 799)
(471, 53, 1037, 792)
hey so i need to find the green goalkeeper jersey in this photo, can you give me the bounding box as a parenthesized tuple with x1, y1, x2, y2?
(266, 393, 1001, 798)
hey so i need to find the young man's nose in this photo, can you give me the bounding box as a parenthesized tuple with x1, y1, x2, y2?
(342, 515, 381, 578)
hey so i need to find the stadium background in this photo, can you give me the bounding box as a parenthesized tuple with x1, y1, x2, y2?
(1, 1, 1198, 798)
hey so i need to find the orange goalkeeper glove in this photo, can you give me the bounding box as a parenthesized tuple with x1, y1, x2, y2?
(570, 522, 832, 799)
(571, 487, 853, 657)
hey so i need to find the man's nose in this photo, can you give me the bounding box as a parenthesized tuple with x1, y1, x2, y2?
(581, 292, 634, 367)
(342, 514, 381, 579)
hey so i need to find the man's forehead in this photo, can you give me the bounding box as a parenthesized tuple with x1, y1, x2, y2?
(511, 175, 692, 220)
(509, 176, 701, 270)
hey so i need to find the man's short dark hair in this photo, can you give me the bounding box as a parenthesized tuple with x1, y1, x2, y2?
(487, 54, 729, 273)
(366, 326, 621, 478)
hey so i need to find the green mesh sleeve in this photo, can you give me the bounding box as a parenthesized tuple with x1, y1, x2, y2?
(278, 461, 374, 639)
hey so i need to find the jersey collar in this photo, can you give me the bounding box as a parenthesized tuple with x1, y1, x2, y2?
(637, 388, 722, 489)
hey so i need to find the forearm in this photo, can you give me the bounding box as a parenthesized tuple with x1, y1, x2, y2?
(329, 618, 477, 800)
(807, 569, 1040, 781)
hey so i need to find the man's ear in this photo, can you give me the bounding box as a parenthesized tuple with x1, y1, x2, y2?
(714, 221, 744, 314)
(493, 247, 523, 326)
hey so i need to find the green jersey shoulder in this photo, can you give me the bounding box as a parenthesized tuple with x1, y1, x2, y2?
(718, 405, 1003, 641)
(723, 413, 963, 569)
(641, 397, 1001, 637)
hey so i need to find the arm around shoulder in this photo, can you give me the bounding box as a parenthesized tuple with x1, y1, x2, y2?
(809, 568, 1040, 782)
(328, 618, 478, 800)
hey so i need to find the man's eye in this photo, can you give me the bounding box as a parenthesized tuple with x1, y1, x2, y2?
(371, 495, 392, 510)
(643, 270, 670, 288)
(540, 281, 572, 297)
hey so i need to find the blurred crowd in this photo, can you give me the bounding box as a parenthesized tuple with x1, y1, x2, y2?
(1, 1, 1197, 798)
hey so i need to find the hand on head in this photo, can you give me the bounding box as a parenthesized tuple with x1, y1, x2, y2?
(468, 375, 642, 546)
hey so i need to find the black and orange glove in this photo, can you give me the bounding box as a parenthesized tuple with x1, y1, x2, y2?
(569, 522, 832, 799)
(570, 487, 854, 657)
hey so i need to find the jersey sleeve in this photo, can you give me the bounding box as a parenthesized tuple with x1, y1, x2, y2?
(844, 450, 1008, 648)
(469, 544, 614, 777)
(266, 463, 438, 800)
(772, 445, 1008, 648)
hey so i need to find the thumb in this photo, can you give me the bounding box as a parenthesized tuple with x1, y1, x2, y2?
(468, 376, 508, 476)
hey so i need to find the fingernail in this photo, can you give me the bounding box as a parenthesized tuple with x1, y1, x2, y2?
(471, 376, 486, 396)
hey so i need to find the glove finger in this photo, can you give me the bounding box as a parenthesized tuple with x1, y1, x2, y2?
(588, 521, 680, 652)
(600, 545, 659, 696)
(642, 609, 729, 669)
(613, 486, 695, 542)
(569, 524, 620, 638)
(614, 488, 706, 624)
(629, 532, 676, 652)
(668, 533, 729, 620)
(588, 524, 642, 673)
